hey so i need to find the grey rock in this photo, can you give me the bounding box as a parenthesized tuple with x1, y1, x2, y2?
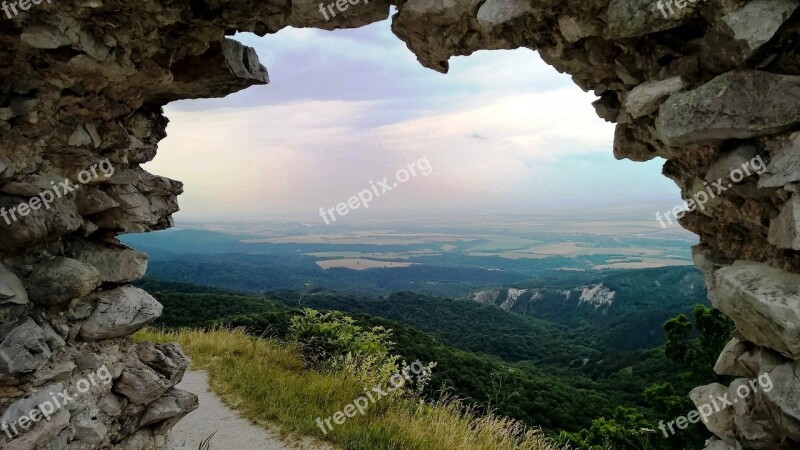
(768, 195, 800, 250)
(67, 125, 93, 147)
(136, 343, 190, 385)
(0, 382, 64, 426)
(714, 337, 749, 377)
(20, 26, 72, 49)
(713, 262, 800, 358)
(0, 263, 28, 306)
(606, 0, 692, 38)
(703, 438, 737, 450)
(720, 0, 799, 54)
(760, 362, 800, 442)
(97, 393, 122, 418)
(79, 287, 163, 340)
(68, 241, 147, 284)
(690, 383, 735, 441)
(72, 413, 107, 444)
(139, 389, 199, 427)
(625, 76, 685, 119)
(74, 188, 119, 215)
(1, 409, 70, 450)
(476, 0, 533, 26)
(0, 318, 52, 375)
(26, 258, 101, 305)
(705, 145, 759, 184)
(759, 132, 800, 188)
(657, 71, 800, 146)
(113, 359, 172, 405)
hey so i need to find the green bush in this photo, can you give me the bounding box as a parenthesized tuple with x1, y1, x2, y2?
(289, 308, 394, 370)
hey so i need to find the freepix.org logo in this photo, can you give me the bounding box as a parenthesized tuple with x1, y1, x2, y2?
(2, 0, 53, 20)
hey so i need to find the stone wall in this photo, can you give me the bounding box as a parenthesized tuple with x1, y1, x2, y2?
(0, 0, 798, 448)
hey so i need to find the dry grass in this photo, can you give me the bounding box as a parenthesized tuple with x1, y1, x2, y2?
(136, 328, 564, 450)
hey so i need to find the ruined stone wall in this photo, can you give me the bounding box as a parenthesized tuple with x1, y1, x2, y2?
(0, 0, 797, 448)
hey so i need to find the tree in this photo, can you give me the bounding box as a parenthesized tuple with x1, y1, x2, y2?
(663, 305, 733, 383)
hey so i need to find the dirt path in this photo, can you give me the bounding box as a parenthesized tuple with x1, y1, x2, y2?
(167, 371, 334, 450)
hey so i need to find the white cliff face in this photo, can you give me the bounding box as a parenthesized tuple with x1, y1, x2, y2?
(1, 0, 800, 448)
(469, 284, 616, 310)
(577, 284, 616, 308)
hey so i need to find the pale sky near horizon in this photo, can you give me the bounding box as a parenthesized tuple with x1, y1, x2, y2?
(144, 18, 682, 222)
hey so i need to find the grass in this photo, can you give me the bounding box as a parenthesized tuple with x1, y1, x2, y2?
(135, 328, 564, 450)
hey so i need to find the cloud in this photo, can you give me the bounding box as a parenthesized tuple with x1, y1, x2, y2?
(146, 20, 678, 220)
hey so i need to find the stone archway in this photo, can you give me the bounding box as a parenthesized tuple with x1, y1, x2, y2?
(0, 0, 798, 448)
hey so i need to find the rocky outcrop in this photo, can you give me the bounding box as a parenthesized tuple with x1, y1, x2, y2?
(1, 0, 799, 448)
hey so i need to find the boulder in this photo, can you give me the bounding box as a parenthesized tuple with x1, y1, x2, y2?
(714, 337, 750, 377)
(704, 145, 759, 184)
(657, 71, 800, 146)
(0, 318, 52, 375)
(72, 412, 108, 444)
(0, 264, 28, 306)
(719, 0, 799, 55)
(605, 0, 691, 38)
(79, 287, 162, 340)
(768, 195, 800, 250)
(760, 362, 800, 442)
(759, 132, 800, 188)
(625, 76, 685, 119)
(113, 359, 172, 405)
(476, 0, 533, 26)
(136, 343, 190, 385)
(68, 241, 147, 284)
(139, 389, 198, 427)
(690, 383, 735, 441)
(25, 257, 101, 305)
(713, 262, 800, 358)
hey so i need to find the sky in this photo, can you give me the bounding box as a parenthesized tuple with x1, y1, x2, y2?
(143, 18, 682, 222)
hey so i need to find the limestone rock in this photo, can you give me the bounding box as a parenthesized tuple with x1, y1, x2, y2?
(0, 409, 70, 450)
(625, 76, 685, 119)
(657, 71, 800, 146)
(703, 438, 737, 450)
(74, 188, 119, 216)
(79, 287, 162, 340)
(0, 318, 52, 375)
(719, 0, 799, 55)
(0, 264, 28, 306)
(20, 26, 71, 49)
(690, 383, 735, 441)
(136, 343, 190, 386)
(605, 0, 691, 38)
(768, 195, 800, 250)
(713, 262, 800, 358)
(476, 0, 533, 26)
(760, 362, 800, 442)
(73, 412, 108, 444)
(68, 241, 148, 284)
(705, 145, 759, 184)
(759, 133, 800, 188)
(714, 337, 749, 377)
(139, 389, 199, 427)
(113, 359, 172, 406)
(25, 258, 101, 305)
